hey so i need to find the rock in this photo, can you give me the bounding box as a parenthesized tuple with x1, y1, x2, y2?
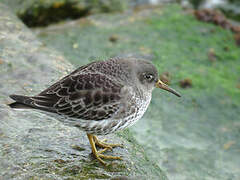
(179, 78, 192, 88)
(234, 33, 240, 46)
(0, 3, 166, 180)
(1, 0, 129, 27)
(35, 4, 240, 180)
(160, 72, 171, 85)
(194, 9, 240, 46)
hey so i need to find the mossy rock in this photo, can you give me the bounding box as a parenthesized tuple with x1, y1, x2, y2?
(0, 3, 166, 180)
(36, 4, 240, 180)
(1, 0, 129, 27)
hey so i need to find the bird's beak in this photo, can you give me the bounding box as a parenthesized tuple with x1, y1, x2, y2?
(155, 80, 181, 97)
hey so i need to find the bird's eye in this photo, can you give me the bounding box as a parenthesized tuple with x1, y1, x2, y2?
(144, 74, 154, 81)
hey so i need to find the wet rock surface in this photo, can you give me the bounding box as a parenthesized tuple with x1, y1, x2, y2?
(0, 3, 165, 180)
(36, 5, 240, 180)
(1, 0, 129, 27)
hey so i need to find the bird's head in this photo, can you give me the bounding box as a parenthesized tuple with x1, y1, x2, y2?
(133, 59, 181, 97)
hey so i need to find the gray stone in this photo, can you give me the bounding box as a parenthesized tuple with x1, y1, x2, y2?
(0, 3, 166, 180)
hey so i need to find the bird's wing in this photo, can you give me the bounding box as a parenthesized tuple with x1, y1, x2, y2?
(30, 72, 124, 121)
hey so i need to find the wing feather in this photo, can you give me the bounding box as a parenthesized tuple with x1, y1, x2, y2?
(31, 71, 123, 121)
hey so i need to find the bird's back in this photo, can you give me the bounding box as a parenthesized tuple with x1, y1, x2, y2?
(9, 58, 136, 119)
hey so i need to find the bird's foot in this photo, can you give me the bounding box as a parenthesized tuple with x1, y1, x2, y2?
(87, 134, 123, 165)
(94, 152, 122, 165)
(93, 135, 123, 151)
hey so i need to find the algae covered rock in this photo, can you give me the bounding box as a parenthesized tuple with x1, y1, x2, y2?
(35, 4, 240, 180)
(0, 3, 166, 180)
(1, 0, 129, 27)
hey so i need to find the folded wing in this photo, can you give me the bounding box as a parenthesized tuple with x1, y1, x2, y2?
(29, 72, 123, 121)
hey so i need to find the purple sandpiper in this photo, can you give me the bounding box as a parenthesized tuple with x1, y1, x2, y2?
(9, 57, 180, 165)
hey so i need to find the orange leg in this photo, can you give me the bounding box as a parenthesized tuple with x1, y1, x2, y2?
(87, 134, 122, 165)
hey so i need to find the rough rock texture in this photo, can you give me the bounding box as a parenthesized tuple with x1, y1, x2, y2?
(0, 3, 166, 180)
(36, 4, 240, 180)
(1, 0, 129, 27)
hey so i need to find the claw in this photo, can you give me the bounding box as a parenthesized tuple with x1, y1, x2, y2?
(93, 135, 123, 150)
(98, 148, 109, 154)
(98, 154, 122, 160)
(87, 134, 123, 165)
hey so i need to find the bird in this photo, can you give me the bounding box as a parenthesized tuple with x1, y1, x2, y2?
(8, 57, 181, 165)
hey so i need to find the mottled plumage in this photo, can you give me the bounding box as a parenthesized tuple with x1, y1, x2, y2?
(9, 57, 180, 165)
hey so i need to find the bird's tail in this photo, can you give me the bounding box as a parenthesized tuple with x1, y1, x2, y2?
(8, 94, 33, 109)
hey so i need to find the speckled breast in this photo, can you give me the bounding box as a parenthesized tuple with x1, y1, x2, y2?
(80, 89, 152, 135)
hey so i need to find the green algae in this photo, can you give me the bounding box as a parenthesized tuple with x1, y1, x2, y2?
(0, 2, 166, 179)
(36, 4, 240, 179)
(1, 0, 129, 27)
